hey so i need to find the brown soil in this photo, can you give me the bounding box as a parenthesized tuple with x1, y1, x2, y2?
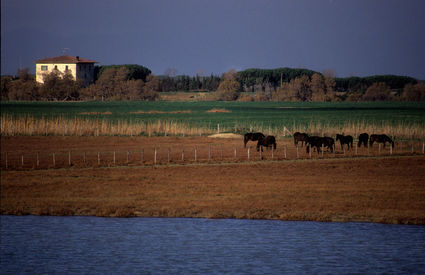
(1, 136, 425, 224)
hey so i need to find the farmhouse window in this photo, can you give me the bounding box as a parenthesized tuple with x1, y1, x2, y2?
(41, 65, 48, 71)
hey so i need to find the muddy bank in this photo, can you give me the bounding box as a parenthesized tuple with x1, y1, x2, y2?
(1, 137, 425, 224)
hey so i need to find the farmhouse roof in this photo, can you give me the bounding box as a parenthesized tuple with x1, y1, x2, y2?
(35, 55, 97, 64)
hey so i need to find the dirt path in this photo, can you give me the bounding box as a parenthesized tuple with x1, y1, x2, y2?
(1, 136, 425, 224)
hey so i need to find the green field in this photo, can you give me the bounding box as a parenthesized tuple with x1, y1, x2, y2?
(2, 101, 425, 137)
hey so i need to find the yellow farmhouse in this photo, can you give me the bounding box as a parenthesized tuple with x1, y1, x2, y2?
(35, 55, 97, 86)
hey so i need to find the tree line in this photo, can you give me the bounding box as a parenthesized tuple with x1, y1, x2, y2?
(1, 65, 424, 101)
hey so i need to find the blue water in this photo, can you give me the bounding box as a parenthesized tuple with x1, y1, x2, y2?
(1, 216, 425, 274)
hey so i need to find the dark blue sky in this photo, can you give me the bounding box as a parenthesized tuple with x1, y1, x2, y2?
(2, 0, 425, 79)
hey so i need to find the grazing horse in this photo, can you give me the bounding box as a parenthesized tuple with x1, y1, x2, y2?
(244, 132, 265, 148)
(322, 137, 335, 153)
(358, 133, 369, 148)
(293, 132, 309, 147)
(306, 136, 334, 154)
(257, 135, 277, 151)
(369, 134, 394, 148)
(336, 134, 353, 150)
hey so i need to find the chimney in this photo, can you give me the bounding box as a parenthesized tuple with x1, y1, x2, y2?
(76, 56, 80, 61)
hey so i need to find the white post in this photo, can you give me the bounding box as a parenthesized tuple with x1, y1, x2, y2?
(234, 147, 237, 159)
(217, 123, 220, 134)
(154, 148, 157, 165)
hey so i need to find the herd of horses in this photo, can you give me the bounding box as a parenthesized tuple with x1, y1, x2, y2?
(244, 131, 395, 154)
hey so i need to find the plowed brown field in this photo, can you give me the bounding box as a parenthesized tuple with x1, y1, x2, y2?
(1, 136, 425, 224)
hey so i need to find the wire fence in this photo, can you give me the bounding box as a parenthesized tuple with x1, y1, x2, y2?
(2, 140, 424, 171)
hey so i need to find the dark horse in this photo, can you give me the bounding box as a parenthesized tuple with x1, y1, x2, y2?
(306, 136, 334, 154)
(244, 132, 265, 148)
(293, 132, 309, 147)
(357, 133, 369, 148)
(257, 135, 277, 151)
(336, 134, 353, 150)
(369, 134, 394, 148)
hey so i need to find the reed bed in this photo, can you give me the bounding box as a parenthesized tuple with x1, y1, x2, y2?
(2, 114, 424, 139)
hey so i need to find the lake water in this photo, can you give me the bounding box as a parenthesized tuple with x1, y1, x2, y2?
(1, 216, 425, 274)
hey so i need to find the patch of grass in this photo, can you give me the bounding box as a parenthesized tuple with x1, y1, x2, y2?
(2, 101, 425, 138)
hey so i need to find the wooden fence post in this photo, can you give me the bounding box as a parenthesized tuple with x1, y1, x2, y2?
(284, 145, 287, 159)
(195, 147, 197, 162)
(378, 144, 381, 155)
(37, 152, 39, 167)
(69, 151, 72, 166)
(296, 145, 299, 159)
(248, 146, 250, 161)
(5, 152, 8, 169)
(127, 151, 130, 164)
(234, 147, 237, 160)
(168, 148, 171, 164)
(98, 152, 100, 165)
(411, 144, 414, 154)
(154, 148, 157, 165)
(53, 152, 56, 168)
(21, 154, 24, 168)
(260, 146, 263, 160)
(309, 145, 312, 159)
(113, 151, 116, 165)
(220, 146, 223, 160)
(182, 149, 185, 162)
